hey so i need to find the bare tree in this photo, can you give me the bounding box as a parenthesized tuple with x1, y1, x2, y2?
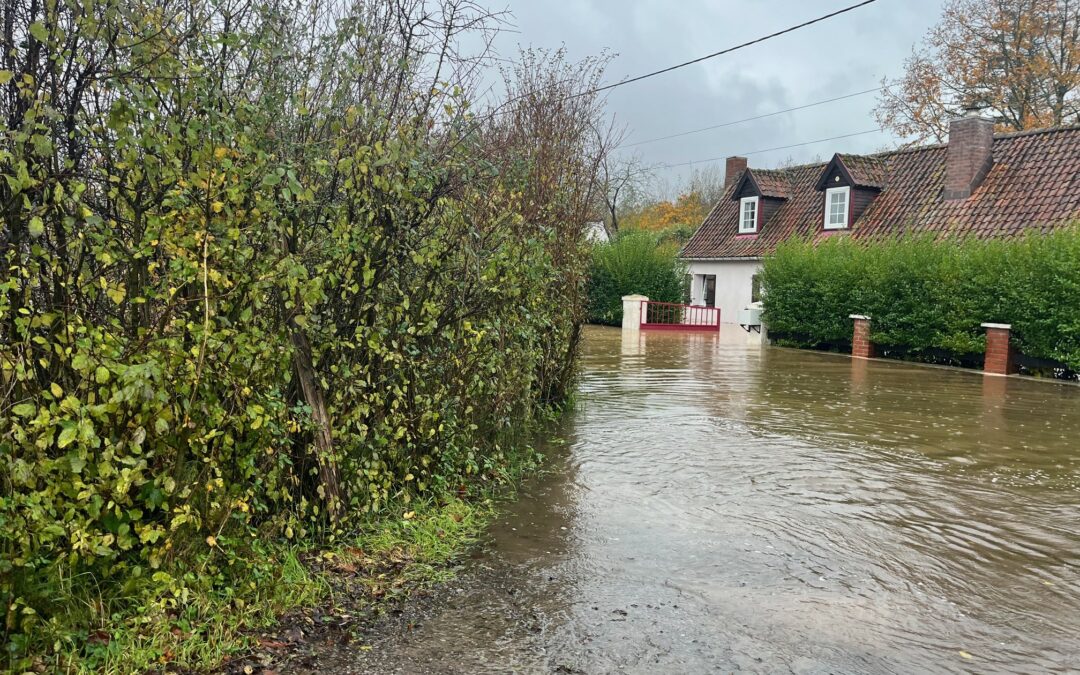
(876, 0, 1080, 143)
(599, 154, 651, 235)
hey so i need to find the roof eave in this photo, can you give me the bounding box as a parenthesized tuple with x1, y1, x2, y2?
(680, 255, 765, 262)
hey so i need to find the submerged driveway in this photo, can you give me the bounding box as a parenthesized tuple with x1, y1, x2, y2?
(297, 325, 1080, 673)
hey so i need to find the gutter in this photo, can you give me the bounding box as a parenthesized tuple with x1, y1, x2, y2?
(679, 256, 764, 262)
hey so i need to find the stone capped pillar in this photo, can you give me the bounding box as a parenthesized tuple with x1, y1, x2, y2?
(849, 314, 876, 359)
(621, 295, 649, 332)
(982, 323, 1016, 376)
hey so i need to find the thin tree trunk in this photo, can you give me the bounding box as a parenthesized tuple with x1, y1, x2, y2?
(289, 324, 344, 522)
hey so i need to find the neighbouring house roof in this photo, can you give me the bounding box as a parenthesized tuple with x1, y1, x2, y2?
(681, 125, 1080, 260)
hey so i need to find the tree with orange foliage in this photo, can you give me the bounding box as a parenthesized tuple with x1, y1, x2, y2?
(876, 0, 1080, 143)
(620, 191, 711, 232)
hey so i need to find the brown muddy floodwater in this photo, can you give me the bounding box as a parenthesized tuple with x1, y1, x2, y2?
(301, 325, 1080, 674)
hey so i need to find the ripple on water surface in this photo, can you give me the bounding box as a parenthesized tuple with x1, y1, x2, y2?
(298, 326, 1080, 675)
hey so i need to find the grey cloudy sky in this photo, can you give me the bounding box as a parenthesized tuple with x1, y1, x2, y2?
(490, 0, 944, 192)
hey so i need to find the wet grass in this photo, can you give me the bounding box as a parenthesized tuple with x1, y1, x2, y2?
(27, 543, 328, 674)
(28, 496, 500, 674)
(21, 445, 542, 675)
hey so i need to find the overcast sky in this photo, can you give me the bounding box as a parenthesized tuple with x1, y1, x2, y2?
(489, 0, 944, 194)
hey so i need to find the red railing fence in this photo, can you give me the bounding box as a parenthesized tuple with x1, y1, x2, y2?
(639, 301, 720, 331)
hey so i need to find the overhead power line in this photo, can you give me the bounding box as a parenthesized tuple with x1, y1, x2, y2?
(477, 0, 881, 119)
(657, 128, 886, 169)
(622, 86, 883, 148)
(589, 0, 880, 97)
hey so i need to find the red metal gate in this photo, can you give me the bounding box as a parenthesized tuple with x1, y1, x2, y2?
(640, 301, 720, 331)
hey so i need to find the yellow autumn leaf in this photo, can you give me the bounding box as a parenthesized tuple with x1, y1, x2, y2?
(403, 511, 415, 520)
(0, 70, 12, 85)
(958, 651, 973, 660)
(214, 147, 228, 160)
(50, 382, 63, 398)
(212, 201, 224, 213)
(206, 535, 217, 547)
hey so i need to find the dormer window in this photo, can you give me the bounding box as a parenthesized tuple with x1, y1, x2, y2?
(824, 186, 850, 229)
(739, 196, 759, 233)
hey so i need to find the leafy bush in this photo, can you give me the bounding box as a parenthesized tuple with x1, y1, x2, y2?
(0, 0, 611, 667)
(587, 230, 688, 325)
(655, 223, 698, 249)
(760, 229, 1080, 368)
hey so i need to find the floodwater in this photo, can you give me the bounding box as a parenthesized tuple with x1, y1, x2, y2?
(304, 325, 1080, 674)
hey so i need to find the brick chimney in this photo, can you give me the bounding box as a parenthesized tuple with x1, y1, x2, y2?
(944, 109, 994, 200)
(724, 156, 748, 191)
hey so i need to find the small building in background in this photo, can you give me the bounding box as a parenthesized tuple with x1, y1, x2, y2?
(585, 221, 610, 243)
(680, 116, 1080, 324)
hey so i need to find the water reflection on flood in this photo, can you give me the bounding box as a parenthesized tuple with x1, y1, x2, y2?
(316, 325, 1080, 674)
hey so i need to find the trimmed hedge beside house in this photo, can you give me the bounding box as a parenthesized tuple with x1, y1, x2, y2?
(760, 229, 1080, 370)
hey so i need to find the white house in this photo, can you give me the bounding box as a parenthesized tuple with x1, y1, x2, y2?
(680, 116, 1080, 325)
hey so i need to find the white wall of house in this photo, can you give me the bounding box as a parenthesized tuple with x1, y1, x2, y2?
(685, 259, 762, 324)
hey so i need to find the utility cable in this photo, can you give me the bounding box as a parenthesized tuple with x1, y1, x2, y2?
(475, 0, 881, 119)
(622, 86, 883, 148)
(589, 0, 879, 97)
(657, 128, 885, 169)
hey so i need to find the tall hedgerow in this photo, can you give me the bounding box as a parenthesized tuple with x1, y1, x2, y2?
(760, 229, 1080, 368)
(587, 230, 688, 325)
(0, 0, 613, 667)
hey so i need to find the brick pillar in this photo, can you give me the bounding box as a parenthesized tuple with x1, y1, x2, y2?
(982, 323, 1016, 376)
(849, 314, 875, 359)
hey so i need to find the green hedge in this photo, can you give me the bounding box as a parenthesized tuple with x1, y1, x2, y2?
(760, 229, 1080, 369)
(0, 1, 605, 667)
(587, 231, 688, 325)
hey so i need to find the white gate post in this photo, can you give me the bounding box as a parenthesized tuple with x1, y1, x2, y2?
(621, 295, 649, 332)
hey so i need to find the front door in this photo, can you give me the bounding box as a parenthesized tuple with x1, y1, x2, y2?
(703, 275, 716, 307)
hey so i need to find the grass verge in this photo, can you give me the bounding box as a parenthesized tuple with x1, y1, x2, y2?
(20, 448, 544, 675)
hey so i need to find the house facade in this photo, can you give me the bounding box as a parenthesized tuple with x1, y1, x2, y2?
(680, 115, 1080, 325)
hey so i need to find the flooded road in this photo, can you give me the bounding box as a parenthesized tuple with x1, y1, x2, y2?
(307, 326, 1080, 673)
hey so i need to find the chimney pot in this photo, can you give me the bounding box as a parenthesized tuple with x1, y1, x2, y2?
(724, 156, 748, 191)
(944, 114, 994, 200)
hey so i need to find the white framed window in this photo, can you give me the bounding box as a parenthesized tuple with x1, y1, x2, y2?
(824, 186, 850, 229)
(739, 196, 759, 233)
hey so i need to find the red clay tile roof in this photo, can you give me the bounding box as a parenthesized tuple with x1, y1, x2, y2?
(681, 126, 1080, 259)
(743, 168, 790, 199)
(836, 154, 887, 188)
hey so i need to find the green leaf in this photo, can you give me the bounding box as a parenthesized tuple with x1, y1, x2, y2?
(29, 22, 48, 42)
(11, 402, 36, 417)
(57, 423, 78, 449)
(0, 70, 12, 85)
(29, 216, 44, 238)
(95, 366, 110, 384)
